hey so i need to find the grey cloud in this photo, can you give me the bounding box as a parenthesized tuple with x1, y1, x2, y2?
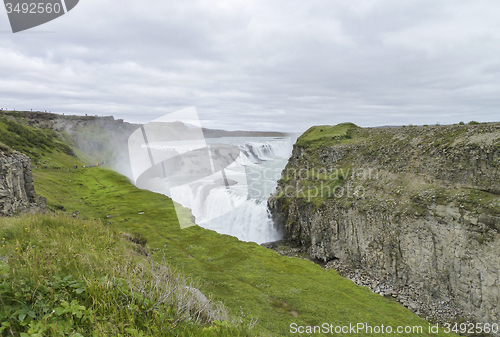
(0, 0, 499, 131)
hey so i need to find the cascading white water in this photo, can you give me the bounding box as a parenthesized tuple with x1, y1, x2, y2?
(162, 137, 292, 244)
(127, 109, 292, 243)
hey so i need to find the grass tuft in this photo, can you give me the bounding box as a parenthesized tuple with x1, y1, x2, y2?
(0, 214, 249, 336)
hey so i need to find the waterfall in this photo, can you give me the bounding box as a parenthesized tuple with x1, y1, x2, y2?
(159, 137, 292, 244)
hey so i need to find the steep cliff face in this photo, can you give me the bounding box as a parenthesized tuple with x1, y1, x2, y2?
(0, 151, 46, 216)
(269, 122, 500, 324)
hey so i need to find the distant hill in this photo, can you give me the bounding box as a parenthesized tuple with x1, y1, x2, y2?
(202, 128, 289, 138)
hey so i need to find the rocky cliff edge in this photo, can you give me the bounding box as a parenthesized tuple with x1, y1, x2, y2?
(268, 122, 500, 325)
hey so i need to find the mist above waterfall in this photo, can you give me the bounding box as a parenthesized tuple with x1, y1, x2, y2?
(154, 137, 293, 244)
(124, 108, 293, 244)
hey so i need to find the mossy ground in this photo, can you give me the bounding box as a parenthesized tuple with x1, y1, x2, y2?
(31, 165, 455, 336)
(280, 122, 500, 218)
(0, 116, 73, 162)
(1, 116, 459, 336)
(295, 123, 359, 150)
(0, 214, 247, 336)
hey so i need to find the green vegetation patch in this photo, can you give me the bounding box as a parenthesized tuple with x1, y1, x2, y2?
(0, 117, 461, 336)
(295, 123, 359, 149)
(0, 214, 248, 336)
(0, 117, 73, 162)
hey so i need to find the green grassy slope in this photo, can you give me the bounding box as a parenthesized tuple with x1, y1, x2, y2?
(295, 123, 359, 149)
(1, 117, 458, 336)
(0, 115, 74, 161)
(32, 166, 455, 336)
(0, 214, 248, 336)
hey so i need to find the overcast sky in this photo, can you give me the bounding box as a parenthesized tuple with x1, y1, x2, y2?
(1, 0, 499, 132)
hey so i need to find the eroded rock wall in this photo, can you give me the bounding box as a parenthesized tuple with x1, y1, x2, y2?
(0, 151, 46, 216)
(269, 123, 500, 324)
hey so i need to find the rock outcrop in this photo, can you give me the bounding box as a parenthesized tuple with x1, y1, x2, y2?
(268, 122, 500, 325)
(0, 151, 46, 216)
